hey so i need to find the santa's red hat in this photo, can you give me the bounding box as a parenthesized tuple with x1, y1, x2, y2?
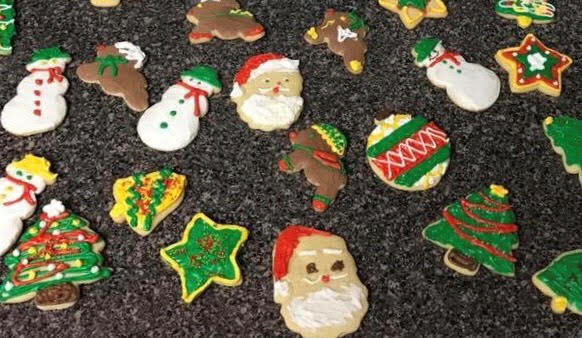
(230, 53, 300, 98)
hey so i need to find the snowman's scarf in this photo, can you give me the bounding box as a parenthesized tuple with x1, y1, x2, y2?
(176, 81, 208, 117)
(429, 51, 461, 68)
(2, 176, 36, 207)
(30, 67, 64, 83)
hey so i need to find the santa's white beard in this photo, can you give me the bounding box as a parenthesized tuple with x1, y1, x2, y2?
(286, 284, 366, 329)
(239, 94, 303, 130)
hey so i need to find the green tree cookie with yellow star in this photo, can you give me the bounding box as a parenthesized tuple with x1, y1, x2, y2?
(160, 213, 249, 303)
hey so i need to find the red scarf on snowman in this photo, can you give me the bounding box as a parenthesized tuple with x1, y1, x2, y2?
(176, 81, 208, 117)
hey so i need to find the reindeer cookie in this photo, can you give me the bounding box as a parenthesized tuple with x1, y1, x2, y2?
(77, 42, 149, 112)
(187, 0, 265, 44)
(304, 9, 368, 75)
(278, 124, 347, 213)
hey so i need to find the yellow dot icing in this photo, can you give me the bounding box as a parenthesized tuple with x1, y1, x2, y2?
(544, 116, 554, 125)
(490, 184, 509, 198)
(551, 296, 568, 314)
(307, 27, 318, 40)
(349, 60, 362, 72)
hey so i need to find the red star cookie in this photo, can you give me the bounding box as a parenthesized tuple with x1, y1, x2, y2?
(495, 34, 572, 97)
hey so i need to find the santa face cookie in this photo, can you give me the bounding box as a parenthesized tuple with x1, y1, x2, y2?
(273, 226, 368, 338)
(412, 38, 500, 112)
(278, 124, 347, 213)
(495, 0, 555, 29)
(77, 42, 149, 112)
(0, 155, 57, 256)
(304, 9, 368, 75)
(0, 200, 112, 311)
(367, 112, 450, 191)
(543, 116, 582, 188)
(0, 0, 15, 56)
(1, 47, 71, 136)
(379, 0, 448, 30)
(138, 65, 221, 152)
(187, 0, 265, 44)
(230, 53, 303, 132)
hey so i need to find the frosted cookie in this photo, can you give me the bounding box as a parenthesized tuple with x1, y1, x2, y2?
(137, 65, 221, 152)
(273, 225, 368, 338)
(0, 0, 15, 55)
(366, 112, 450, 191)
(412, 38, 500, 112)
(109, 169, 186, 236)
(423, 184, 519, 277)
(0, 155, 57, 256)
(160, 213, 248, 303)
(495, 0, 555, 29)
(543, 116, 582, 187)
(0, 200, 111, 311)
(230, 53, 303, 131)
(1, 47, 71, 136)
(379, 0, 447, 30)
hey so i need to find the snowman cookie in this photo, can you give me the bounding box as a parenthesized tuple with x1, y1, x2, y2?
(412, 38, 500, 112)
(137, 65, 221, 152)
(0, 0, 15, 55)
(495, 0, 555, 29)
(0, 154, 57, 256)
(367, 111, 450, 191)
(1, 47, 71, 136)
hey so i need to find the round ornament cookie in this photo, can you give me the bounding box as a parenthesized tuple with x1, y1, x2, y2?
(366, 112, 450, 191)
(495, 0, 555, 29)
(0, 0, 15, 56)
(543, 116, 582, 187)
(273, 226, 368, 338)
(379, 0, 447, 30)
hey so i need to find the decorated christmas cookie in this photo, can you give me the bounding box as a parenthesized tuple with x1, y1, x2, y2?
(0, 0, 15, 55)
(90, 0, 131, 6)
(423, 184, 519, 277)
(533, 250, 582, 315)
(279, 124, 347, 213)
(230, 53, 303, 131)
(0, 200, 112, 311)
(543, 116, 582, 187)
(495, 34, 572, 97)
(160, 213, 248, 303)
(367, 112, 450, 191)
(379, 0, 447, 30)
(495, 0, 555, 28)
(1, 47, 71, 136)
(138, 65, 221, 152)
(77, 42, 149, 112)
(0, 155, 57, 256)
(110, 169, 186, 236)
(412, 38, 500, 112)
(304, 9, 368, 75)
(273, 226, 368, 338)
(187, 0, 265, 44)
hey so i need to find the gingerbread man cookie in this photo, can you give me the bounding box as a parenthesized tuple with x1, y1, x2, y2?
(304, 9, 368, 75)
(379, 0, 447, 29)
(187, 0, 265, 44)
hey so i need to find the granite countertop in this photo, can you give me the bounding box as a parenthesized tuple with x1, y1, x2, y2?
(0, 0, 581, 337)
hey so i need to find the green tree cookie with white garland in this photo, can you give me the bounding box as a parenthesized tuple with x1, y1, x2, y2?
(543, 116, 582, 188)
(0, 0, 15, 55)
(495, 0, 555, 29)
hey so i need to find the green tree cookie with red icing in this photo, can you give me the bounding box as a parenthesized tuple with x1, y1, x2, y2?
(0, 200, 111, 311)
(422, 184, 519, 277)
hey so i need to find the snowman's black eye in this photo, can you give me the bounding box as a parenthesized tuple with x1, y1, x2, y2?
(306, 263, 318, 274)
(26, 175, 32, 180)
(265, 79, 270, 84)
(16, 170, 23, 176)
(331, 260, 344, 272)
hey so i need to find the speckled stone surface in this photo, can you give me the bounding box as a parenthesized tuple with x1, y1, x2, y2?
(0, 0, 581, 336)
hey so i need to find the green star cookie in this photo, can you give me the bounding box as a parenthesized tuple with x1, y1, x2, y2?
(160, 213, 249, 303)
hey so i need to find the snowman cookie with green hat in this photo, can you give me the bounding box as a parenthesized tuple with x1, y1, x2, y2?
(412, 38, 500, 112)
(137, 65, 221, 152)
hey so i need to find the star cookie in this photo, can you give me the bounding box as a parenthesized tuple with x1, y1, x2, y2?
(379, 0, 447, 30)
(160, 213, 249, 303)
(495, 34, 572, 97)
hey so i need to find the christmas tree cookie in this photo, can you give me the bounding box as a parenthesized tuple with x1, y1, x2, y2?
(0, 0, 15, 55)
(137, 65, 221, 152)
(160, 213, 248, 303)
(423, 184, 519, 277)
(495, 34, 572, 97)
(533, 250, 582, 315)
(367, 112, 450, 191)
(1, 47, 72, 136)
(379, 0, 447, 30)
(110, 169, 186, 236)
(495, 0, 555, 29)
(0, 200, 112, 311)
(543, 116, 582, 187)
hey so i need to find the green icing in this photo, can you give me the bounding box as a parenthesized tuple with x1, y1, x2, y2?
(0, 214, 111, 302)
(181, 65, 222, 90)
(423, 188, 518, 276)
(399, 0, 428, 10)
(495, 0, 555, 22)
(125, 169, 173, 231)
(28, 46, 71, 64)
(367, 116, 427, 158)
(544, 116, 582, 178)
(534, 250, 582, 313)
(515, 44, 557, 80)
(0, 1, 15, 55)
(95, 55, 128, 77)
(413, 38, 441, 63)
(313, 124, 347, 156)
(394, 144, 450, 187)
(347, 11, 367, 31)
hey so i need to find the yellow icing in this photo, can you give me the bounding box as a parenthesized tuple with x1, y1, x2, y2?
(44, 254, 51, 260)
(349, 60, 363, 72)
(311, 125, 344, 156)
(72, 260, 83, 268)
(517, 16, 533, 28)
(490, 184, 509, 197)
(27, 247, 37, 255)
(551, 296, 568, 314)
(544, 116, 554, 126)
(367, 114, 412, 145)
(306, 27, 318, 40)
(9, 154, 57, 184)
(22, 271, 36, 281)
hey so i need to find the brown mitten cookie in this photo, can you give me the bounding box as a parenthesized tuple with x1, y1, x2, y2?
(305, 9, 368, 75)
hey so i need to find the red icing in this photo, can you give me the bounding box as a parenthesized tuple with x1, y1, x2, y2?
(34, 90, 41, 96)
(176, 81, 208, 117)
(429, 51, 461, 68)
(313, 150, 341, 170)
(321, 274, 330, 283)
(35, 79, 43, 85)
(3, 176, 37, 207)
(273, 226, 331, 281)
(234, 53, 285, 85)
(189, 32, 213, 40)
(33, 109, 41, 116)
(31, 67, 64, 83)
(244, 26, 264, 37)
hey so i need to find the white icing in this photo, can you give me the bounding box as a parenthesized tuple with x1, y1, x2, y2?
(91, 266, 100, 273)
(230, 83, 243, 98)
(21, 259, 28, 265)
(12, 249, 19, 257)
(47, 263, 56, 271)
(274, 280, 289, 298)
(247, 58, 300, 82)
(322, 248, 343, 255)
(238, 94, 303, 131)
(55, 272, 64, 279)
(337, 26, 358, 42)
(4, 282, 13, 291)
(42, 199, 65, 218)
(114, 41, 146, 69)
(297, 250, 317, 256)
(1, 58, 71, 136)
(78, 234, 85, 241)
(527, 52, 547, 71)
(286, 284, 366, 329)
